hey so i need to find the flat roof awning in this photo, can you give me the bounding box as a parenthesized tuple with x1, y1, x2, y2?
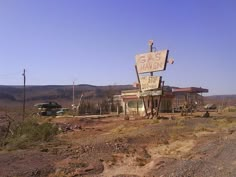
(172, 87, 208, 93)
(121, 89, 139, 100)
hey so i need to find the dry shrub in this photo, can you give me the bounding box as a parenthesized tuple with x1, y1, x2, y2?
(214, 118, 236, 129)
(194, 125, 212, 132)
(110, 125, 137, 134)
(5, 118, 58, 150)
(169, 126, 185, 141)
(176, 118, 189, 127)
(48, 171, 67, 177)
(151, 119, 160, 124)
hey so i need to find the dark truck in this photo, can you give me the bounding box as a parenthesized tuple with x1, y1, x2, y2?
(34, 102, 62, 116)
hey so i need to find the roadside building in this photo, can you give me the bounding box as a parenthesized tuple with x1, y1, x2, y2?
(120, 86, 174, 116)
(118, 86, 208, 116)
(172, 87, 208, 112)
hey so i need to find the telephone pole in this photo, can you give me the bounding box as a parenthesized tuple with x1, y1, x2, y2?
(149, 40, 154, 118)
(73, 81, 75, 106)
(72, 81, 75, 117)
(22, 69, 26, 120)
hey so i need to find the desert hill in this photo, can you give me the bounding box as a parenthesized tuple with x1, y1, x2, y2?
(1, 85, 236, 113)
(0, 85, 134, 114)
(1, 85, 236, 104)
(204, 95, 236, 106)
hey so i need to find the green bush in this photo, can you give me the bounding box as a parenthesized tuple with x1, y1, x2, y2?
(5, 118, 58, 149)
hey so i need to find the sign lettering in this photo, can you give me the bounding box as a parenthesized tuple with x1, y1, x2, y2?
(138, 90, 163, 97)
(140, 76, 161, 91)
(136, 50, 169, 73)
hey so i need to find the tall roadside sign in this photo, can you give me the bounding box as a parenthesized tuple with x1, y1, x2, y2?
(135, 40, 173, 118)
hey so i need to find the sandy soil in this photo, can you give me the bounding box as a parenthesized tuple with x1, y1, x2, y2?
(0, 112, 236, 177)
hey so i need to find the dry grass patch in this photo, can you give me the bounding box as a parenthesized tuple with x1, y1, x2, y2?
(110, 125, 138, 135)
(3, 118, 59, 150)
(215, 118, 236, 128)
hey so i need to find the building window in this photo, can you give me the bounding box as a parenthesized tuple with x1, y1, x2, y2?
(128, 100, 143, 108)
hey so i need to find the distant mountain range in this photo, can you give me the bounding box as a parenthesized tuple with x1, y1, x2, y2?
(0, 85, 235, 107)
(0, 84, 134, 103)
(205, 95, 236, 99)
(204, 95, 236, 106)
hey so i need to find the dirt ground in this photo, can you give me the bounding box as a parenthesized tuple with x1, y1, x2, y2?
(1, 112, 236, 177)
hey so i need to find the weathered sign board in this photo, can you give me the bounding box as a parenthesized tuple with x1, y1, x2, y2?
(136, 50, 169, 74)
(140, 76, 162, 91)
(138, 90, 163, 97)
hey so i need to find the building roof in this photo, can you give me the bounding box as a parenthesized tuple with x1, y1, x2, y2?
(121, 89, 140, 100)
(172, 87, 208, 93)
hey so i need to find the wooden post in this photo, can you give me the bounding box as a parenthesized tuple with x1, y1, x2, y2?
(117, 104, 119, 115)
(100, 105, 102, 115)
(135, 65, 148, 116)
(136, 101, 139, 115)
(156, 81, 164, 117)
(124, 102, 127, 116)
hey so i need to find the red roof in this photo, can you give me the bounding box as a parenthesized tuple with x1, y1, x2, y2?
(172, 87, 208, 93)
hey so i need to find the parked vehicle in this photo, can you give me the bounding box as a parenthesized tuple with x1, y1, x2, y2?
(34, 102, 62, 109)
(34, 102, 62, 116)
(204, 104, 217, 110)
(56, 108, 69, 116)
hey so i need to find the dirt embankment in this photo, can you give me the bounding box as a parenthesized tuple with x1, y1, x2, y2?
(0, 112, 236, 177)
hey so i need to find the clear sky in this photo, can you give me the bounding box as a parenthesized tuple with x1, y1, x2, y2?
(0, 0, 235, 95)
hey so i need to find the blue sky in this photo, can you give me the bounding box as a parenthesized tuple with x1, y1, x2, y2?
(0, 0, 235, 95)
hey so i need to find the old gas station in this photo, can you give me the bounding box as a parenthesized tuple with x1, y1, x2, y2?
(119, 40, 208, 118)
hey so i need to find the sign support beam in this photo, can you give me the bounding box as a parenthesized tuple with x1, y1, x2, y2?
(135, 40, 173, 119)
(135, 65, 148, 116)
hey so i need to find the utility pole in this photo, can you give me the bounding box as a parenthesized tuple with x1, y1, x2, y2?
(22, 69, 26, 120)
(148, 40, 154, 118)
(73, 81, 75, 106)
(72, 81, 75, 117)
